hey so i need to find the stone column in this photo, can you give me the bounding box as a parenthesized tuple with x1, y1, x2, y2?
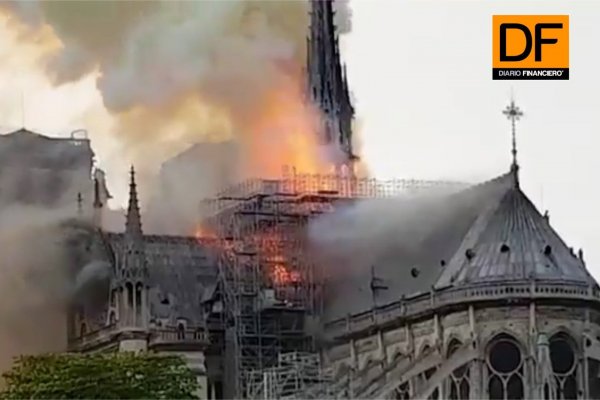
(121, 287, 128, 327)
(141, 286, 148, 328)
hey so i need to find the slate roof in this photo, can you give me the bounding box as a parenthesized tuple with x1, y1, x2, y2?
(0, 128, 93, 170)
(437, 175, 595, 287)
(105, 233, 217, 327)
(322, 172, 596, 321)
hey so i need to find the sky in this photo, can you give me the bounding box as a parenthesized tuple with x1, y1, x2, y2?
(345, 0, 600, 277)
(0, 0, 597, 277)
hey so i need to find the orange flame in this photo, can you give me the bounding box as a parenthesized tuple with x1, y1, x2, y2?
(273, 264, 300, 286)
(244, 70, 329, 178)
(257, 231, 302, 286)
(194, 226, 216, 239)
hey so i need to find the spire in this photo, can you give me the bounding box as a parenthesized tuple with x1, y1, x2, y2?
(502, 94, 523, 187)
(126, 165, 142, 236)
(307, 0, 355, 165)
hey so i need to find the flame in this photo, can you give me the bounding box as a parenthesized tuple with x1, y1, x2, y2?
(244, 70, 328, 178)
(194, 226, 300, 287)
(273, 264, 300, 286)
(195, 67, 341, 288)
(259, 231, 302, 286)
(194, 226, 216, 239)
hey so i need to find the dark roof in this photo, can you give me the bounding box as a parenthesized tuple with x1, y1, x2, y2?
(436, 177, 594, 287)
(105, 233, 217, 326)
(320, 174, 507, 320)
(0, 128, 93, 170)
(322, 172, 596, 321)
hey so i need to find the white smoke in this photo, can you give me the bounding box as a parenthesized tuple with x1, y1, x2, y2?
(308, 189, 464, 277)
(0, 205, 96, 373)
(0, 0, 355, 214)
(1, 0, 351, 114)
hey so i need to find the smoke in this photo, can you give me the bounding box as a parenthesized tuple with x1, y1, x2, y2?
(74, 261, 111, 301)
(307, 179, 507, 319)
(0, 0, 354, 200)
(309, 188, 464, 277)
(0, 204, 98, 374)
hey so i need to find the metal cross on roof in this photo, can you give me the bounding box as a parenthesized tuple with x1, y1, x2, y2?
(503, 97, 524, 173)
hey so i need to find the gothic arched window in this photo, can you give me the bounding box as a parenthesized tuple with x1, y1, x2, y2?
(80, 322, 88, 336)
(447, 339, 470, 400)
(126, 282, 134, 308)
(110, 289, 117, 307)
(135, 283, 143, 317)
(393, 381, 410, 399)
(588, 359, 600, 399)
(388, 350, 410, 399)
(550, 333, 578, 400)
(487, 334, 524, 400)
(419, 344, 439, 400)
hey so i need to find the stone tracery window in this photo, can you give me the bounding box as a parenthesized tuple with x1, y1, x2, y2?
(135, 283, 143, 321)
(393, 381, 410, 399)
(126, 282, 134, 308)
(390, 350, 411, 399)
(80, 321, 87, 336)
(487, 334, 524, 400)
(420, 344, 439, 400)
(447, 339, 470, 400)
(549, 333, 578, 400)
(588, 359, 600, 399)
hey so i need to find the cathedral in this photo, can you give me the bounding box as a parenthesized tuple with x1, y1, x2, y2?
(9, 0, 596, 399)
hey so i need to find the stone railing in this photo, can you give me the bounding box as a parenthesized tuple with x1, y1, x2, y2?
(325, 280, 600, 339)
(69, 324, 211, 350)
(149, 327, 210, 346)
(68, 323, 118, 350)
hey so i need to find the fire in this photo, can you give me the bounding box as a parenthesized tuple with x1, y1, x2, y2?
(245, 70, 329, 178)
(194, 226, 216, 239)
(196, 226, 301, 287)
(273, 264, 300, 286)
(256, 231, 302, 287)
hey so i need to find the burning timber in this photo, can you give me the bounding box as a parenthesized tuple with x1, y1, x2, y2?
(197, 168, 467, 398)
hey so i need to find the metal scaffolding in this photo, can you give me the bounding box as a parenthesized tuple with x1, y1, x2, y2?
(199, 168, 465, 399)
(246, 351, 335, 399)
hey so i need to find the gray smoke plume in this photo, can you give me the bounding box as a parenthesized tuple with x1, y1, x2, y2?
(73, 260, 111, 305)
(0, 206, 96, 374)
(308, 179, 507, 320)
(309, 189, 463, 277)
(0, 0, 354, 186)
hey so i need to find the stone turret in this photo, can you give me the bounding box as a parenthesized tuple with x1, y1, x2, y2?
(113, 166, 149, 351)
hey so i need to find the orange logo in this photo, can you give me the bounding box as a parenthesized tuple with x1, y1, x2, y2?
(492, 15, 569, 80)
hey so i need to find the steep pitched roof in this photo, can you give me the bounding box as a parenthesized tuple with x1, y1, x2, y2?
(435, 176, 594, 287)
(321, 175, 508, 320)
(323, 172, 596, 321)
(0, 128, 94, 170)
(105, 233, 217, 326)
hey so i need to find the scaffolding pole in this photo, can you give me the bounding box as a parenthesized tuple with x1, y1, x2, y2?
(246, 351, 335, 400)
(199, 168, 466, 399)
